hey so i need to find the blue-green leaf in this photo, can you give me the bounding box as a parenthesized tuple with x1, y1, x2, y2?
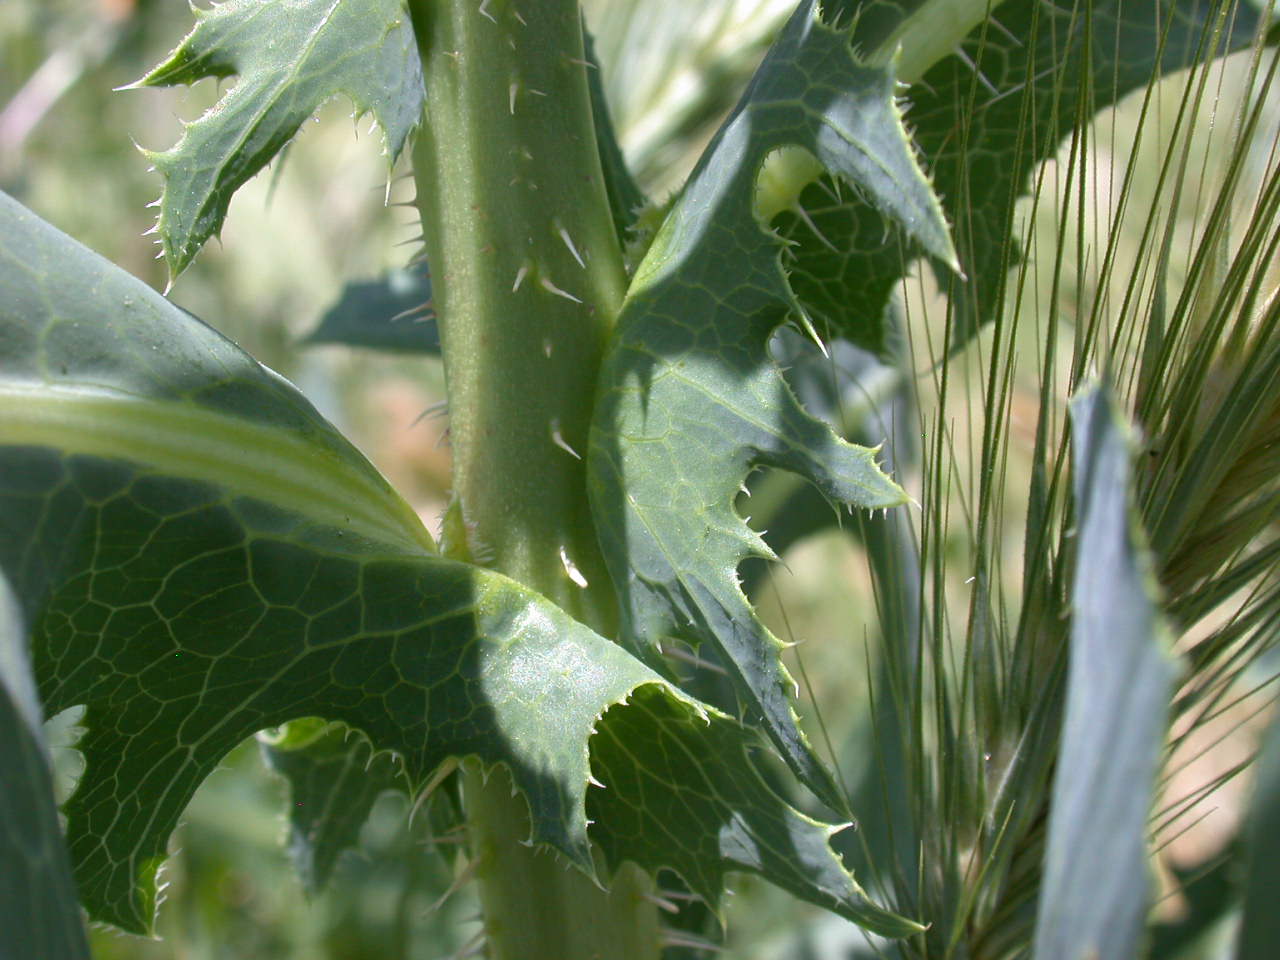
(1237, 713, 1280, 958)
(1033, 385, 1175, 960)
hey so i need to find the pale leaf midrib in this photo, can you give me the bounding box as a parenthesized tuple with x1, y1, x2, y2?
(0, 384, 434, 557)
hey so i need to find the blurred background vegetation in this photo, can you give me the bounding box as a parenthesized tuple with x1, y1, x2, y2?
(4, 1, 1277, 957)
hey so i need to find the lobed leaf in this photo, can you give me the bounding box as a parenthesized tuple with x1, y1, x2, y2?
(0, 574, 91, 960)
(0, 192, 913, 937)
(258, 719, 412, 893)
(131, 0, 424, 278)
(587, 0, 951, 813)
(1033, 385, 1175, 960)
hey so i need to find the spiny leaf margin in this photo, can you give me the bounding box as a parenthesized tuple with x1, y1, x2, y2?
(589, 686, 924, 939)
(0, 190, 912, 938)
(258, 719, 414, 893)
(795, 0, 1275, 349)
(587, 0, 952, 813)
(130, 0, 425, 278)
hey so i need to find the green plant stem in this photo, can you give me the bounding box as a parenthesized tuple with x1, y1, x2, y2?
(463, 763, 660, 960)
(405, 1, 655, 957)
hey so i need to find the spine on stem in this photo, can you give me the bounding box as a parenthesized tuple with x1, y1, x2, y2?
(404, 1, 657, 957)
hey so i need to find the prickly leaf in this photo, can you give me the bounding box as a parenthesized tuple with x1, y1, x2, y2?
(588, 0, 951, 813)
(0, 192, 913, 938)
(799, 0, 1273, 349)
(259, 719, 412, 893)
(1238, 712, 1280, 958)
(589, 686, 923, 939)
(132, 0, 424, 277)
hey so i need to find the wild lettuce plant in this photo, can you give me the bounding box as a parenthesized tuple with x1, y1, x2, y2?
(3, 1, 1280, 958)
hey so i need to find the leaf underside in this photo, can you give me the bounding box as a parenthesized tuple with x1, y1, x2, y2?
(133, 0, 425, 278)
(587, 0, 951, 813)
(1033, 386, 1174, 960)
(0, 191, 913, 938)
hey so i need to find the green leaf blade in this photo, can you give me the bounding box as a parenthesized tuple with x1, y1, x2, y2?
(906, 0, 1266, 341)
(590, 686, 924, 940)
(767, 0, 1271, 357)
(133, 0, 424, 277)
(588, 0, 939, 812)
(259, 720, 413, 893)
(5, 437, 659, 933)
(1033, 385, 1175, 960)
(302, 263, 439, 354)
(0, 191, 433, 560)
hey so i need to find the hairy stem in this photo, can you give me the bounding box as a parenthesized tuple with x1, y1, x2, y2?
(405, 0, 656, 957)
